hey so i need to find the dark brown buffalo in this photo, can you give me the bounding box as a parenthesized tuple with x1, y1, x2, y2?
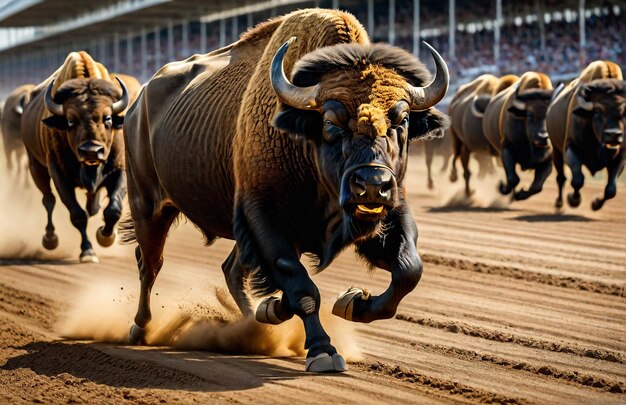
(546, 61, 625, 210)
(448, 74, 518, 195)
(123, 9, 449, 372)
(1, 84, 35, 173)
(21, 52, 129, 262)
(482, 72, 554, 200)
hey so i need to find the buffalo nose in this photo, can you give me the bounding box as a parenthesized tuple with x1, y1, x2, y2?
(349, 166, 394, 200)
(78, 141, 105, 163)
(537, 131, 549, 139)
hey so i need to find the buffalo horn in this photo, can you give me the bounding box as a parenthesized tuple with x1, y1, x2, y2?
(270, 36, 320, 110)
(44, 80, 64, 116)
(576, 92, 593, 111)
(111, 77, 129, 114)
(407, 41, 450, 111)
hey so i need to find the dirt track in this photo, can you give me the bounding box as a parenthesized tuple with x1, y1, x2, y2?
(0, 157, 624, 404)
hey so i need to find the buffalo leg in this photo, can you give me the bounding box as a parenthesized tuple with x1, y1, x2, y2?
(499, 145, 519, 195)
(129, 205, 179, 344)
(425, 142, 434, 189)
(97, 170, 127, 246)
(241, 205, 343, 372)
(553, 148, 566, 208)
(565, 147, 584, 208)
(514, 158, 552, 201)
(221, 245, 253, 316)
(28, 156, 58, 250)
(460, 144, 472, 196)
(48, 161, 97, 262)
(591, 157, 624, 211)
(449, 129, 461, 183)
(342, 204, 422, 323)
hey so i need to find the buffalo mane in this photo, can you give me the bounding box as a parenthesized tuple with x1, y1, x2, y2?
(582, 79, 626, 98)
(54, 78, 121, 104)
(291, 43, 432, 88)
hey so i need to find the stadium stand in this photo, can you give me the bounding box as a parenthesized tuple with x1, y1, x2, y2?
(0, 0, 623, 96)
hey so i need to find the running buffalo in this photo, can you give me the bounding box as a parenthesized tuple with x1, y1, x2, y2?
(482, 72, 554, 200)
(546, 61, 625, 210)
(123, 9, 449, 372)
(21, 52, 129, 262)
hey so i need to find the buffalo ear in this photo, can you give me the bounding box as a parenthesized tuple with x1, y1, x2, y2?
(572, 106, 594, 119)
(473, 95, 491, 114)
(272, 105, 323, 143)
(42, 115, 68, 130)
(507, 99, 527, 118)
(112, 114, 124, 129)
(408, 108, 449, 141)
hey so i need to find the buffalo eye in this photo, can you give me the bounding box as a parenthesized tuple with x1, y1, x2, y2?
(323, 119, 344, 144)
(67, 118, 74, 128)
(104, 115, 113, 128)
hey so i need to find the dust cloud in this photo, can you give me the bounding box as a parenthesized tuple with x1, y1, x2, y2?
(0, 143, 129, 260)
(56, 278, 362, 361)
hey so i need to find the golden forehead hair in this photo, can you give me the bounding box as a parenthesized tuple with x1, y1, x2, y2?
(357, 104, 387, 137)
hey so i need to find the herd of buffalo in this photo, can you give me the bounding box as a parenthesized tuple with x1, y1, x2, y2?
(0, 9, 624, 373)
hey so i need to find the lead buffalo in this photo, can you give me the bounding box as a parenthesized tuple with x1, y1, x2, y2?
(1, 84, 35, 174)
(448, 74, 517, 195)
(123, 9, 449, 372)
(482, 72, 554, 200)
(546, 61, 625, 210)
(21, 51, 129, 262)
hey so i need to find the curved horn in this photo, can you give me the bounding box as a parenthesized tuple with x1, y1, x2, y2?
(270, 36, 320, 110)
(576, 87, 593, 111)
(407, 41, 450, 111)
(14, 94, 27, 115)
(470, 95, 485, 118)
(44, 80, 64, 116)
(111, 77, 129, 114)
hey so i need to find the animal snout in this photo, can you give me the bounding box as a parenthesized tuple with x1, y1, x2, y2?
(533, 131, 550, 148)
(78, 141, 105, 164)
(339, 163, 397, 217)
(349, 166, 394, 201)
(603, 128, 623, 148)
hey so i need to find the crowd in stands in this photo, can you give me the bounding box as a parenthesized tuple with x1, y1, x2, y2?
(5, 1, 625, 89)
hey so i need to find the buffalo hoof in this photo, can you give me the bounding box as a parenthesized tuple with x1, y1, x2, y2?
(96, 226, 117, 247)
(42, 233, 59, 250)
(498, 181, 511, 195)
(591, 198, 604, 211)
(129, 323, 147, 345)
(555, 198, 563, 209)
(427, 179, 434, 190)
(449, 172, 458, 183)
(305, 353, 347, 373)
(255, 296, 292, 324)
(79, 249, 99, 263)
(513, 190, 530, 201)
(332, 287, 370, 321)
(567, 192, 581, 208)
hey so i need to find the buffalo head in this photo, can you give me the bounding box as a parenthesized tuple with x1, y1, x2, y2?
(573, 79, 626, 150)
(507, 86, 553, 148)
(42, 77, 128, 191)
(271, 38, 449, 225)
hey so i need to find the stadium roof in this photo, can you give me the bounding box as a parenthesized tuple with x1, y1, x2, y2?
(0, 0, 258, 27)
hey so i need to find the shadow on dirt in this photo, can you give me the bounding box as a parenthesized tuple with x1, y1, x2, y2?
(427, 205, 517, 214)
(0, 341, 326, 392)
(0, 259, 76, 266)
(510, 213, 595, 222)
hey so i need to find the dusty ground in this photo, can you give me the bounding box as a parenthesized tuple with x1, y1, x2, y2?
(0, 153, 624, 404)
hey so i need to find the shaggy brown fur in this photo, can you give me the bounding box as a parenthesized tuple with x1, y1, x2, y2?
(123, 8, 449, 363)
